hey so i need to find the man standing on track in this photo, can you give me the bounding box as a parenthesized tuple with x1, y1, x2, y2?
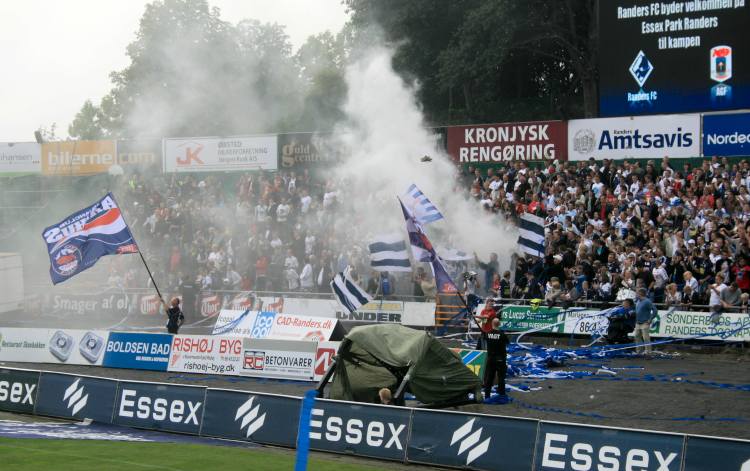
(482, 317, 509, 399)
(634, 288, 657, 354)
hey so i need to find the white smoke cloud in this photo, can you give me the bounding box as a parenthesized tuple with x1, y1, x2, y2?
(332, 46, 518, 274)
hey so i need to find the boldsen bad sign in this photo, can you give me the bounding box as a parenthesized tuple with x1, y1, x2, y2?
(447, 121, 567, 163)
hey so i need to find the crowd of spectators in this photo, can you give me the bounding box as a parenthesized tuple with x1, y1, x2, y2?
(107, 168, 419, 301)
(100, 154, 750, 315)
(463, 156, 750, 313)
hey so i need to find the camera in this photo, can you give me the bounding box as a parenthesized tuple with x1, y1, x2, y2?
(49, 330, 74, 362)
(463, 271, 478, 281)
(79, 331, 104, 363)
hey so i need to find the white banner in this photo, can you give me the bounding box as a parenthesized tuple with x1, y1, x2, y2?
(168, 335, 242, 375)
(0, 328, 108, 365)
(280, 298, 436, 327)
(568, 114, 700, 160)
(240, 338, 316, 381)
(212, 310, 339, 342)
(163, 136, 277, 173)
(0, 142, 41, 174)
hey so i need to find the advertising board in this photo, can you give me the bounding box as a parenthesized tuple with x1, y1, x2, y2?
(409, 410, 538, 470)
(113, 381, 206, 434)
(36, 372, 118, 422)
(240, 339, 316, 381)
(0, 368, 39, 414)
(41, 140, 117, 176)
(212, 309, 342, 341)
(281, 298, 435, 326)
(534, 422, 684, 471)
(43, 289, 137, 317)
(163, 136, 277, 173)
(0, 328, 109, 365)
(655, 310, 750, 341)
(568, 114, 701, 161)
(168, 335, 242, 376)
(702, 111, 750, 157)
(682, 435, 750, 471)
(308, 399, 411, 461)
(116, 139, 161, 170)
(447, 121, 567, 163)
(102, 332, 172, 371)
(201, 388, 301, 446)
(599, 0, 750, 116)
(499, 305, 564, 333)
(277, 132, 340, 170)
(450, 349, 486, 378)
(0, 142, 41, 174)
(314, 341, 340, 381)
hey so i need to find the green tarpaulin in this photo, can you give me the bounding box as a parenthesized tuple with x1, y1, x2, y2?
(329, 324, 481, 405)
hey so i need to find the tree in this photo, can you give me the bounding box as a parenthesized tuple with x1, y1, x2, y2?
(68, 100, 103, 139)
(69, 0, 306, 139)
(345, 0, 599, 122)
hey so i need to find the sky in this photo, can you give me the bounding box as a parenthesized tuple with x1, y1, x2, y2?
(0, 0, 350, 142)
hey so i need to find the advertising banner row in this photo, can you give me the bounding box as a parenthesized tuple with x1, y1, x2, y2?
(38, 289, 435, 327)
(497, 305, 750, 342)
(0, 328, 339, 382)
(449, 111, 750, 163)
(4, 110, 749, 175)
(1, 366, 747, 470)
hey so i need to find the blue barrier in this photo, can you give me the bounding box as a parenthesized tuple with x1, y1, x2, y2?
(0, 367, 747, 471)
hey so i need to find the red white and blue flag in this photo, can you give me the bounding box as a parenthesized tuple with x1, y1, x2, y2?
(42, 193, 138, 284)
(398, 197, 457, 293)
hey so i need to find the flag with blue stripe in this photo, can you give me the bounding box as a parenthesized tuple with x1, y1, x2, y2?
(330, 270, 373, 314)
(368, 233, 412, 272)
(402, 184, 443, 225)
(518, 212, 545, 257)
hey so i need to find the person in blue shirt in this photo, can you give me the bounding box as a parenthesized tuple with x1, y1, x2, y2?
(634, 288, 658, 354)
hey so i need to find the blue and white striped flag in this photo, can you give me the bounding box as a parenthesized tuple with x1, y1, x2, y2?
(402, 184, 443, 225)
(330, 270, 372, 314)
(368, 233, 412, 272)
(518, 213, 545, 257)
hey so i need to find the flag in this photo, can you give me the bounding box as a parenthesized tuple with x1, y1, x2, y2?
(368, 233, 411, 272)
(330, 270, 372, 314)
(398, 198, 458, 293)
(438, 247, 473, 262)
(402, 183, 443, 225)
(42, 193, 138, 284)
(518, 212, 545, 257)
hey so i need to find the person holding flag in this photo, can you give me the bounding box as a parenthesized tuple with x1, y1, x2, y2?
(162, 297, 185, 334)
(42, 193, 169, 329)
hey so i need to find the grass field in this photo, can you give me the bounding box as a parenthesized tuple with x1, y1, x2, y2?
(0, 438, 396, 471)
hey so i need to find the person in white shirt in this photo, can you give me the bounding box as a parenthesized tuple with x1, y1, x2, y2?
(284, 249, 299, 271)
(682, 270, 699, 293)
(286, 268, 300, 291)
(708, 274, 728, 324)
(299, 189, 312, 214)
(276, 198, 290, 224)
(299, 256, 315, 291)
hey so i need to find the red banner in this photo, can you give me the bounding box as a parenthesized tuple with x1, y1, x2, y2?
(446, 121, 567, 163)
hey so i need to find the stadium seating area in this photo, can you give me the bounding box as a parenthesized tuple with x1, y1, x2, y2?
(106, 155, 750, 312)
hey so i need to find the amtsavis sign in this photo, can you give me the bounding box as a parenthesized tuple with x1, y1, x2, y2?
(447, 121, 567, 163)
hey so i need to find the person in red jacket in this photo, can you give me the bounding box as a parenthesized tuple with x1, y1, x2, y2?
(733, 255, 750, 294)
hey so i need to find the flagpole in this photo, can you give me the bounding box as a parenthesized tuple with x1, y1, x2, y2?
(109, 192, 164, 301)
